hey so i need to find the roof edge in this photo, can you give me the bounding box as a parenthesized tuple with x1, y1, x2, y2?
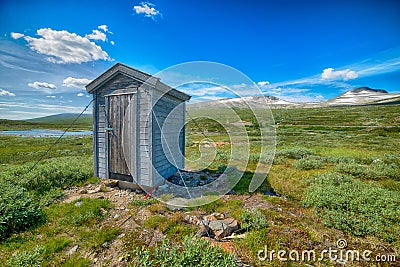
(85, 63, 191, 101)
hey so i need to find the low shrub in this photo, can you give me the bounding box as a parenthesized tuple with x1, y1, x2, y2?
(0, 182, 44, 240)
(215, 153, 229, 163)
(0, 156, 94, 239)
(240, 208, 268, 231)
(334, 162, 400, 180)
(384, 153, 400, 165)
(275, 147, 314, 159)
(1, 156, 93, 195)
(131, 237, 236, 267)
(272, 156, 287, 165)
(325, 156, 356, 164)
(293, 157, 324, 170)
(302, 172, 400, 241)
(6, 245, 44, 267)
(248, 153, 274, 164)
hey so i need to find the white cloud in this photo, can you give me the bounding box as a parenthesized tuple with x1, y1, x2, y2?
(265, 86, 322, 102)
(321, 67, 358, 81)
(46, 95, 56, 98)
(28, 81, 57, 89)
(0, 89, 16, 96)
(257, 81, 270, 87)
(98, 25, 108, 32)
(134, 2, 162, 20)
(110, 41, 115, 45)
(77, 93, 84, 97)
(11, 32, 24, 39)
(86, 29, 107, 41)
(280, 88, 310, 94)
(63, 77, 92, 89)
(23, 28, 111, 64)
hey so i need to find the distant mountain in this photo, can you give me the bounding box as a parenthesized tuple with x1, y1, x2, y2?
(324, 87, 398, 106)
(188, 87, 400, 109)
(189, 95, 298, 109)
(350, 87, 388, 94)
(26, 113, 92, 125)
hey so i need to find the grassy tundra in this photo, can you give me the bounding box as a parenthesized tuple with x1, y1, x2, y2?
(0, 104, 399, 266)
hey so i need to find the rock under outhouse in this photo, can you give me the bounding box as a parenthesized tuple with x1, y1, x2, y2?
(86, 63, 191, 189)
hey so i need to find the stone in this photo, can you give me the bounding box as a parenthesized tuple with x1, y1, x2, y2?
(100, 208, 107, 216)
(197, 224, 212, 237)
(88, 186, 101, 194)
(227, 189, 236, 195)
(372, 159, 382, 164)
(74, 201, 82, 207)
(79, 189, 87, 194)
(211, 212, 225, 220)
(114, 214, 120, 219)
(105, 179, 119, 187)
(203, 215, 217, 222)
(185, 215, 198, 225)
(66, 245, 79, 255)
(209, 218, 239, 239)
(222, 233, 246, 239)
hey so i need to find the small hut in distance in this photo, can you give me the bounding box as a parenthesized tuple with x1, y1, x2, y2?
(86, 63, 191, 189)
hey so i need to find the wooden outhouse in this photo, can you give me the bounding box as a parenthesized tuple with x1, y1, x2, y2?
(86, 63, 191, 188)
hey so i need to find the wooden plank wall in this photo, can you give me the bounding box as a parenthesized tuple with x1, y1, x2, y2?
(122, 94, 137, 183)
(137, 88, 152, 186)
(152, 91, 185, 184)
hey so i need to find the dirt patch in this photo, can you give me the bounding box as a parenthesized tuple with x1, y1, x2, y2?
(61, 180, 151, 266)
(60, 180, 286, 266)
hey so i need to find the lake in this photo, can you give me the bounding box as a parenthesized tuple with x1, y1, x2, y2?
(0, 129, 93, 137)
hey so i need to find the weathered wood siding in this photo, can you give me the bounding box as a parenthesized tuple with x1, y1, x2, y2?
(151, 90, 185, 184)
(136, 87, 152, 187)
(122, 94, 137, 183)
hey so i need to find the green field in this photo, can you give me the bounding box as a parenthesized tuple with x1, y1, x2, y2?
(1, 104, 399, 266)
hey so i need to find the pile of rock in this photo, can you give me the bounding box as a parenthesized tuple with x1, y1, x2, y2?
(185, 212, 240, 240)
(167, 170, 222, 187)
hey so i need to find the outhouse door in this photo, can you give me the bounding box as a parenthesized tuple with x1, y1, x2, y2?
(106, 94, 136, 182)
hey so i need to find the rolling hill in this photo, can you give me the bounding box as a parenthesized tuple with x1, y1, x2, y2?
(26, 113, 92, 125)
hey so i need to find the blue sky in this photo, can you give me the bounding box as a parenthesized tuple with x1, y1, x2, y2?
(0, 0, 399, 119)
